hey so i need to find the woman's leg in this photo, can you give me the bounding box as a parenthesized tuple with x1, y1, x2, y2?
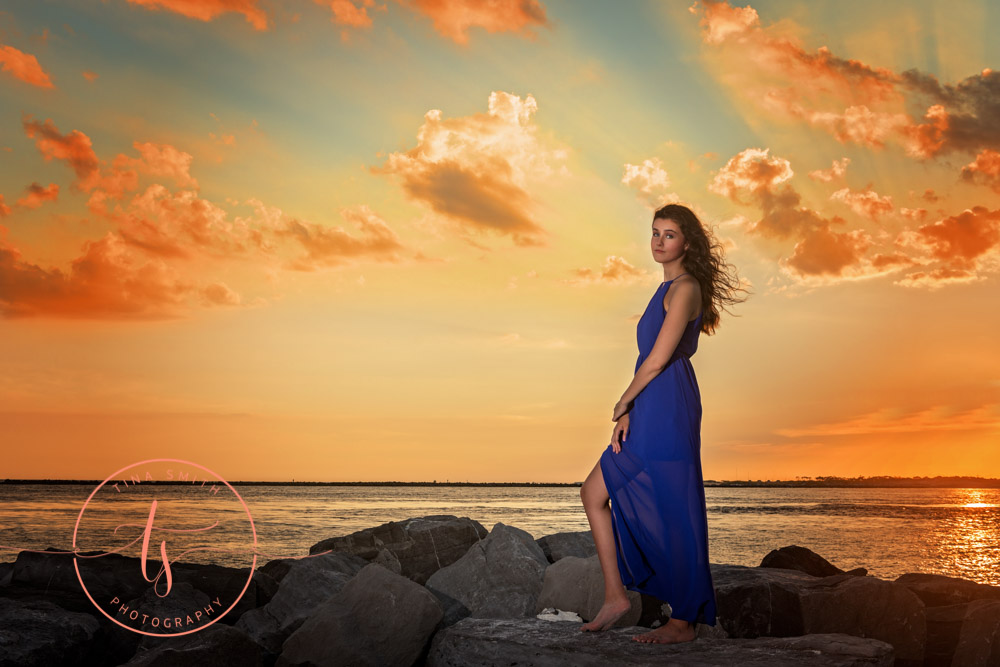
(579, 458, 633, 631)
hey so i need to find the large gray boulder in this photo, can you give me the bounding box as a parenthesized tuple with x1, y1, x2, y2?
(951, 599, 1000, 666)
(759, 545, 867, 577)
(308, 515, 487, 585)
(0, 597, 101, 666)
(424, 522, 549, 620)
(534, 555, 641, 628)
(236, 551, 367, 655)
(712, 564, 925, 665)
(277, 563, 443, 667)
(0, 562, 13, 586)
(536, 531, 596, 563)
(123, 623, 263, 666)
(895, 571, 1000, 607)
(893, 572, 1000, 667)
(426, 617, 895, 666)
(8, 547, 269, 622)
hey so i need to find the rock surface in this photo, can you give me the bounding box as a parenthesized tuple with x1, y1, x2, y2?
(535, 531, 596, 563)
(895, 571, 1000, 607)
(236, 551, 367, 656)
(425, 522, 548, 620)
(277, 563, 443, 667)
(951, 599, 1000, 666)
(0, 597, 101, 667)
(309, 515, 487, 586)
(123, 624, 263, 666)
(712, 563, 925, 665)
(426, 617, 895, 666)
(534, 555, 641, 628)
(7, 547, 268, 623)
(759, 544, 867, 577)
(6, 528, 1000, 667)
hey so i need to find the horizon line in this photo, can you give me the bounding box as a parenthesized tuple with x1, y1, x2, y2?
(3, 474, 1000, 486)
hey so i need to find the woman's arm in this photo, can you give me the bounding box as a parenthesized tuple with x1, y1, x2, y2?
(613, 280, 700, 419)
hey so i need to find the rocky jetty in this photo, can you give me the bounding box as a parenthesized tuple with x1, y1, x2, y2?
(1, 514, 997, 666)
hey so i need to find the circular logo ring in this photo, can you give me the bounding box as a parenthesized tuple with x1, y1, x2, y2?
(73, 458, 258, 637)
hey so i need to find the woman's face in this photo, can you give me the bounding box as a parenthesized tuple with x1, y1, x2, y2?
(651, 218, 688, 264)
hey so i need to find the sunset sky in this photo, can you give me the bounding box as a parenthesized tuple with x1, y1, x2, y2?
(1, 0, 998, 483)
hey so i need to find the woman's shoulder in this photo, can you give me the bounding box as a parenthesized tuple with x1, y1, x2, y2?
(663, 273, 702, 316)
(671, 273, 701, 296)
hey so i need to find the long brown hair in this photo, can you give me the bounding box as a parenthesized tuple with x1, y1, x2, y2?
(654, 203, 750, 335)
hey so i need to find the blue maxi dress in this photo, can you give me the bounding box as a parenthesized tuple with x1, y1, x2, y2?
(599, 276, 718, 626)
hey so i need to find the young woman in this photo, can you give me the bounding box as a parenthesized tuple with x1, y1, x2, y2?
(579, 203, 749, 644)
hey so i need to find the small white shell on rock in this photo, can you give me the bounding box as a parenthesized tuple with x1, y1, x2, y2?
(536, 607, 584, 623)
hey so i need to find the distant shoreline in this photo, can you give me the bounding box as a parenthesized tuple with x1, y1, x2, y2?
(3, 477, 1000, 489)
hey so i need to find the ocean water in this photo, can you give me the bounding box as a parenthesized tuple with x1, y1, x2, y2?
(1, 484, 998, 586)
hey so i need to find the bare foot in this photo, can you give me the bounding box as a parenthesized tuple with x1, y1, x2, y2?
(579, 598, 632, 632)
(631, 619, 696, 644)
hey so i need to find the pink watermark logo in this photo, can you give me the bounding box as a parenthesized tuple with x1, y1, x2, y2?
(73, 458, 258, 637)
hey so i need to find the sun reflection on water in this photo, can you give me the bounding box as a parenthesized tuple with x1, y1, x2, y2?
(932, 489, 1000, 585)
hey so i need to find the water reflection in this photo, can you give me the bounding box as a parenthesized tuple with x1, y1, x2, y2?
(1, 485, 998, 585)
(932, 489, 1000, 585)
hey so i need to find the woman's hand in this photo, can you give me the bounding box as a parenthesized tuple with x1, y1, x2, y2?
(610, 413, 630, 454)
(612, 399, 630, 422)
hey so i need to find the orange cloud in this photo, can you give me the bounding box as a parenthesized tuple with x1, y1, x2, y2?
(899, 208, 928, 222)
(82, 70, 99, 82)
(21, 117, 401, 267)
(961, 149, 1000, 193)
(125, 0, 269, 31)
(802, 105, 910, 150)
(870, 252, 917, 270)
(397, 0, 549, 45)
(710, 148, 820, 241)
(573, 255, 645, 285)
(690, 1, 899, 107)
(23, 117, 199, 213)
(10, 113, 418, 319)
(373, 91, 565, 247)
(900, 104, 949, 159)
(693, 0, 758, 45)
(113, 185, 250, 259)
(899, 70, 1000, 157)
(0, 195, 10, 217)
(312, 0, 548, 43)
(829, 186, 893, 221)
(0, 43, 54, 88)
(896, 265, 980, 288)
(711, 147, 871, 278)
(23, 116, 100, 185)
(913, 207, 1000, 268)
(16, 183, 60, 209)
(274, 204, 405, 270)
(128, 142, 199, 189)
(775, 404, 1000, 437)
(709, 147, 793, 208)
(785, 225, 871, 277)
(622, 158, 679, 208)
(690, 1, 1000, 159)
(808, 157, 850, 183)
(0, 230, 195, 320)
(315, 0, 379, 27)
(83, 141, 199, 208)
(200, 281, 242, 306)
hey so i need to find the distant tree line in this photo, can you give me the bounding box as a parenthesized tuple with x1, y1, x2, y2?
(4, 476, 998, 488)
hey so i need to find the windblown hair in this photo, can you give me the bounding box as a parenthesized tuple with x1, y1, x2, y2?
(653, 203, 750, 335)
